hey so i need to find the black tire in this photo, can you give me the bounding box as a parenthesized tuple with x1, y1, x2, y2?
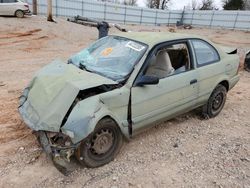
(202, 84, 227, 119)
(76, 118, 123, 168)
(15, 10, 24, 18)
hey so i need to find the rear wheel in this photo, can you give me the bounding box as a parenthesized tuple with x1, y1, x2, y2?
(76, 118, 123, 167)
(15, 10, 24, 18)
(202, 84, 227, 118)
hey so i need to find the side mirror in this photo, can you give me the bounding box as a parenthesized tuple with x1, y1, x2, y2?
(135, 75, 159, 87)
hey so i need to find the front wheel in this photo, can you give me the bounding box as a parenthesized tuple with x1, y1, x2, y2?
(76, 118, 123, 168)
(202, 84, 227, 118)
(15, 10, 24, 18)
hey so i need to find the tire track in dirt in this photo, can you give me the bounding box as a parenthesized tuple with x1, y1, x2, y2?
(0, 29, 42, 39)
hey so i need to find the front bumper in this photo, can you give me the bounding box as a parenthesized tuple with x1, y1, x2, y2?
(19, 87, 78, 175)
(36, 131, 79, 175)
(23, 9, 32, 15)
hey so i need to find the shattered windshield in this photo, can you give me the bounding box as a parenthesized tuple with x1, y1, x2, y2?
(68, 36, 147, 81)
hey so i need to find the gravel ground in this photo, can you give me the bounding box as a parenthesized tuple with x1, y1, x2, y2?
(0, 16, 250, 188)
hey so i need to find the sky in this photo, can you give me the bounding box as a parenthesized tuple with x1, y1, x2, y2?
(137, 0, 223, 10)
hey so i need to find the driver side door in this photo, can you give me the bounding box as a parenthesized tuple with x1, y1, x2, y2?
(131, 40, 199, 134)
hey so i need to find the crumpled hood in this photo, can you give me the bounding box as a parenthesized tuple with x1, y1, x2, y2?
(19, 60, 117, 132)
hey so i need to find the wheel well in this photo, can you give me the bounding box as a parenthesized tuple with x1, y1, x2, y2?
(99, 116, 119, 127)
(219, 80, 229, 91)
(15, 9, 23, 13)
(102, 115, 113, 120)
(99, 115, 126, 138)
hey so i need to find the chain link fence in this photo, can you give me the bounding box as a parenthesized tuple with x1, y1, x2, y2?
(27, 0, 250, 30)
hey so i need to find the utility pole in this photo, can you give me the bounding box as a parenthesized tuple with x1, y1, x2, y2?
(32, 0, 37, 15)
(47, 0, 53, 22)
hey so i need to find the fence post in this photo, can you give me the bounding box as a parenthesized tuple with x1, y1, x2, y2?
(168, 11, 171, 26)
(248, 17, 250, 31)
(32, 0, 37, 15)
(47, 0, 53, 21)
(82, 0, 84, 16)
(155, 10, 158, 25)
(191, 10, 195, 25)
(140, 8, 143, 24)
(104, 2, 107, 21)
(233, 12, 239, 30)
(209, 11, 215, 28)
(124, 6, 127, 24)
(180, 9, 185, 25)
(55, 0, 58, 17)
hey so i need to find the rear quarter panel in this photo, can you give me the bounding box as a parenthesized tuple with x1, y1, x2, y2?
(196, 46, 239, 106)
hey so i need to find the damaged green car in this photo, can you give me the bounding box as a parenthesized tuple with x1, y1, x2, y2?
(19, 32, 240, 173)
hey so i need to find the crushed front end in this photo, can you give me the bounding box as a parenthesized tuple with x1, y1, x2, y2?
(18, 60, 119, 174)
(36, 131, 78, 175)
(18, 85, 78, 175)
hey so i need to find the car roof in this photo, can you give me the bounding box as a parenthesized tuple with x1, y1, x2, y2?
(115, 32, 202, 47)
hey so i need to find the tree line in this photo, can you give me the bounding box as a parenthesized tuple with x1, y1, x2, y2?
(98, 0, 250, 10)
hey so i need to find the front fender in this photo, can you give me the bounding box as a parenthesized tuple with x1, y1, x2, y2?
(61, 95, 125, 144)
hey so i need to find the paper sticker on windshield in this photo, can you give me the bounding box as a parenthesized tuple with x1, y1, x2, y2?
(101, 47, 113, 56)
(125, 41, 145, 52)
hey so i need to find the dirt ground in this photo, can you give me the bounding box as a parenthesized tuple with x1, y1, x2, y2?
(0, 16, 250, 188)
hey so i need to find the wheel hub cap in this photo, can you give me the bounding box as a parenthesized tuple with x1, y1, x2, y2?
(91, 129, 113, 155)
(213, 93, 223, 110)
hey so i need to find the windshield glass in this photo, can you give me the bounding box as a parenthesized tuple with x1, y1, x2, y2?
(68, 36, 147, 81)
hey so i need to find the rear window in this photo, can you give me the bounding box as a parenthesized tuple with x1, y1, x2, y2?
(192, 39, 219, 66)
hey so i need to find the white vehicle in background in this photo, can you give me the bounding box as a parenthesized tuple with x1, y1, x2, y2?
(0, 0, 31, 18)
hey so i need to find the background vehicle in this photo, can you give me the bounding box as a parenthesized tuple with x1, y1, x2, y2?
(0, 0, 30, 18)
(18, 32, 240, 174)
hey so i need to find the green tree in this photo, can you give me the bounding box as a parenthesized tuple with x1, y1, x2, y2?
(223, 0, 245, 10)
(146, 0, 171, 9)
(123, 0, 137, 6)
(243, 0, 250, 9)
(199, 0, 215, 10)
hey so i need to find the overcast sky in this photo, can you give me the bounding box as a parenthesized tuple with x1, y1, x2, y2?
(137, 0, 223, 10)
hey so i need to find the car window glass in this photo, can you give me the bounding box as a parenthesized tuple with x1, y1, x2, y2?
(192, 39, 219, 66)
(2, 0, 17, 2)
(144, 42, 191, 79)
(68, 36, 147, 81)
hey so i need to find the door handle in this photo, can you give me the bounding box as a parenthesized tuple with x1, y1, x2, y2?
(190, 79, 197, 85)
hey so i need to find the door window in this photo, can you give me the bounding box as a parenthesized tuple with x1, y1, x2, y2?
(191, 39, 219, 66)
(144, 42, 191, 79)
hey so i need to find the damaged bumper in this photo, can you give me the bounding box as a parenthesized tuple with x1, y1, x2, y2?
(24, 9, 32, 15)
(36, 131, 79, 175)
(19, 87, 79, 175)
